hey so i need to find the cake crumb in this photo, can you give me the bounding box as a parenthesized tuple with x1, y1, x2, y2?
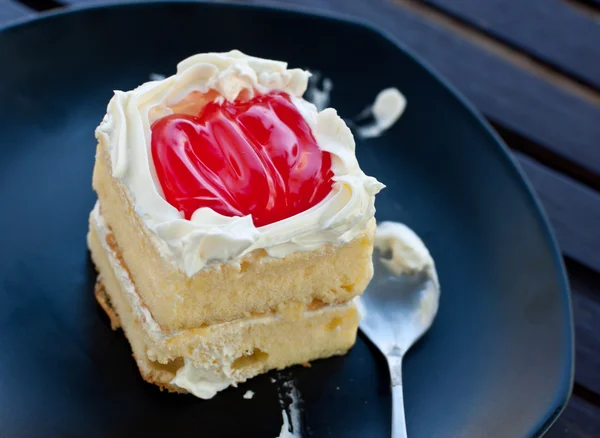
(243, 390, 254, 400)
(301, 362, 311, 368)
(270, 377, 276, 383)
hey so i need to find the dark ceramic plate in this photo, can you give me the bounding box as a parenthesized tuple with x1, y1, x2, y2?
(0, 2, 573, 437)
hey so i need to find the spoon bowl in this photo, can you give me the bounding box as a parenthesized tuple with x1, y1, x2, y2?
(359, 227, 440, 438)
(360, 259, 440, 357)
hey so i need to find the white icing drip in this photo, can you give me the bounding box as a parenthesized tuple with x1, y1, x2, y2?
(356, 88, 406, 139)
(96, 50, 384, 276)
(276, 379, 302, 438)
(277, 410, 293, 438)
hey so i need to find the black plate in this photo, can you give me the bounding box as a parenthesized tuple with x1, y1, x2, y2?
(0, 2, 573, 437)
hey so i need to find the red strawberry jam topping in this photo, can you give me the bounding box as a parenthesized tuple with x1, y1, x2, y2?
(151, 91, 334, 227)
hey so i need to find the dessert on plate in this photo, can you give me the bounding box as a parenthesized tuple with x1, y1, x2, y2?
(88, 50, 384, 398)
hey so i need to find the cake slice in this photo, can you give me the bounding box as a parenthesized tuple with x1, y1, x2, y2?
(88, 205, 359, 398)
(88, 50, 384, 397)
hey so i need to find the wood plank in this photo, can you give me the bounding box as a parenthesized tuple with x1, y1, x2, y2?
(420, 0, 600, 88)
(379, 0, 600, 181)
(547, 394, 600, 437)
(0, 1, 33, 27)
(492, 123, 600, 195)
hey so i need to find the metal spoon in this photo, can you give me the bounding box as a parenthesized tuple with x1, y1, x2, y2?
(359, 224, 440, 438)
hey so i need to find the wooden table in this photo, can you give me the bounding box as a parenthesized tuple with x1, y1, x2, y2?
(2, 0, 599, 436)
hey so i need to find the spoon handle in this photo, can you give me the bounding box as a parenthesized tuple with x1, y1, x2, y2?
(388, 355, 407, 438)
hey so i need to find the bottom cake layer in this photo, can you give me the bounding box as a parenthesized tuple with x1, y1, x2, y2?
(88, 215, 360, 399)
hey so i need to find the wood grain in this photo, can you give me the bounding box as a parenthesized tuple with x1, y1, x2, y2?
(0, 1, 32, 26)
(384, 0, 600, 177)
(420, 0, 600, 88)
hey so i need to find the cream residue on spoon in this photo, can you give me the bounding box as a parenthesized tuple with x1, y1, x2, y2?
(369, 221, 440, 327)
(374, 221, 438, 286)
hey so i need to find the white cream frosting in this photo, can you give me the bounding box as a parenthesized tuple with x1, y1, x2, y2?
(96, 50, 384, 276)
(171, 360, 235, 399)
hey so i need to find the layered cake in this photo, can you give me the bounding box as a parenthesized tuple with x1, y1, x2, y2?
(88, 50, 384, 398)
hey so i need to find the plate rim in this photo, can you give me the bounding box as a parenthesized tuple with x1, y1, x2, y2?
(0, 1, 575, 436)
